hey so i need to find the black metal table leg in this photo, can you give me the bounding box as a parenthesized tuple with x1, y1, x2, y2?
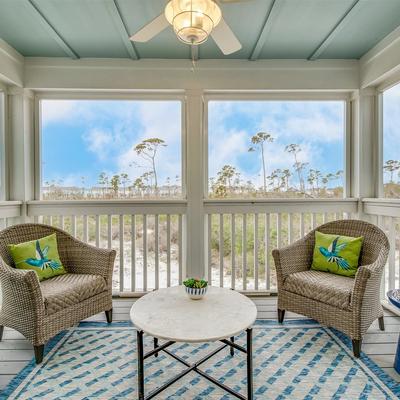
(247, 328, 253, 400)
(154, 337, 159, 357)
(137, 330, 145, 400)
(138, 328, 254, 400)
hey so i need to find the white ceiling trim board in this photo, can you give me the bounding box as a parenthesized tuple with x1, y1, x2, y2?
(104, 0, 139, 60)
(249, 0, 284, 61)
(26, 0, 80, 60)
(308, 0, 361, 61)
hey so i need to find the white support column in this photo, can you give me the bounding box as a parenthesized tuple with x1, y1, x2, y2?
(7, 87, 35, 221)
(185, 89, 205, 279)
(350, 88, 378, 219)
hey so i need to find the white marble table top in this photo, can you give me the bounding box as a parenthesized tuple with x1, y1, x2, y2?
(130, 286, 257, 343)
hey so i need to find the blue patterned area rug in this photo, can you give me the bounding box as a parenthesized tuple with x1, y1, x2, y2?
(2, 320, 399, 399)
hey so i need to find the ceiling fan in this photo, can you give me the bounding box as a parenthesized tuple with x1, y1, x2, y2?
(129, 0, 248, 55)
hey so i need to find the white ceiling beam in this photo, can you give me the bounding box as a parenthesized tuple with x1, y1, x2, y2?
(24, 58, 359, 91)
(0, 39, 24, 87)
(360, 25, 400, 88)
(308, 0, 361, 61)
(26, 0, 79, 60)
(105, 0, 139, 60)
(249, 0, 284, 61)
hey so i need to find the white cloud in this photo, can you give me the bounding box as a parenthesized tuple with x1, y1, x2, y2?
(41, 100, 76, 126)
(116, 102, 182, 184)
(83, 129, 113, 161)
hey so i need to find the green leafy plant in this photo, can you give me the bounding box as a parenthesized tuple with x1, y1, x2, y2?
(183, 278, 208, 289)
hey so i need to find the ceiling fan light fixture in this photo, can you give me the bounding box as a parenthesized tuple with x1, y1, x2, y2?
(165, 0, 222, 45)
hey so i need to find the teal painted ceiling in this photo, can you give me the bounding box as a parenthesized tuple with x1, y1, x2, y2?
(0, 0, 399, 60)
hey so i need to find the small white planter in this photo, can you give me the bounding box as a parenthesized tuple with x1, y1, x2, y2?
(185, 285, 208, 300)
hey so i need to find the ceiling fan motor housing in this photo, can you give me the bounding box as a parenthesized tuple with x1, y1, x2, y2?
(165, 0, 222, 45)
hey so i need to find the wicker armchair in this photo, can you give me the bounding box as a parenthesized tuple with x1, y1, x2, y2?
(0, 223, 116, 363)
(272, 219, 389, 358)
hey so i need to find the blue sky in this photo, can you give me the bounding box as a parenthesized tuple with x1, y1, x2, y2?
(41, 100, 182, 188)
(42, 98, 346, 191)
(383, 82, 400, 183)
(208, 100, 345, 189)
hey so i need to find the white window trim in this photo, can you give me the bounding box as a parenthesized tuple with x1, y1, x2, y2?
(34, 91, 187, 201)
(0, 86, 7, 201)
(203, 91, 352, 200)
(377, 80, 400, 199)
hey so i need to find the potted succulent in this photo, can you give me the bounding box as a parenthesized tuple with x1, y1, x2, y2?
(183, 278, 208, 300)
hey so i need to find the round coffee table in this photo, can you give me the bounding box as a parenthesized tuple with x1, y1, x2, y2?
(130, 285, 257, 400)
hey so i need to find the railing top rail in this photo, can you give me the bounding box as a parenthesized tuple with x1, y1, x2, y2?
(204, 198, 359, 214)
(0, 201, 22, 218)
(362, 198, 400, 204)
(27, 199, 187, 216)
(205, 198, 358, 205)
(27, 200, 187, 206)
(0, 201, 23, 206)
(363, 198, 400, 218)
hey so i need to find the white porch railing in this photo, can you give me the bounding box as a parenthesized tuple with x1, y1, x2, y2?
(205, 199, 359, 293)
(0, 198, 363, 296)
(27, 200, 186, 295)
(363, 198, 400, 299)
(0, 201, 22, 229)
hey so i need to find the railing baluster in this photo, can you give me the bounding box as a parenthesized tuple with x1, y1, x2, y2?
(311, 213, 316, 230)
(231, 214, 235, 290)
(71, 215, 77, 237)
(131, 215, 136, 292)
(219, 214, 224, 288)
(242, 214, 247, 291)
(33, 215, 39, 224)
(265, 213, 270, 291)
(254, 213, 259, 291)
(208, 214, 212, 284)
(322, 212, 327, 224)
(178, 214, 183, 285)
(49, 215, 53, 226)
(276, 213, 282, 249)
(83, 215, 88, 243)
(143, 214, 147, 292)
(155, 214, 159, 290)
(300, 212, 304, 238)
(107, 215, 112, 249)
(334, 212, 340, 220)
(95, 215, 100, 247)
(377, 215, 386, 298)
(119, 214, 124, 293)
(288, 213, 293, 244)
(166, 214, 171, 287)
(389, 216, 396, 291)
(60, 215, 64, 230)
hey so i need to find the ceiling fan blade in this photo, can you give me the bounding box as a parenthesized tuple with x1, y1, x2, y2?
(130, 13, 169, 42)
(211, 18, 242, 55)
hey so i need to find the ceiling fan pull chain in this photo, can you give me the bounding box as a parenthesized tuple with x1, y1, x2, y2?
(191, 45, 197, 73)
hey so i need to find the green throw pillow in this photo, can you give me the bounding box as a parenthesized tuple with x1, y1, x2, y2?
(8, 233, 66, 281)
(311, 231, 363, 277)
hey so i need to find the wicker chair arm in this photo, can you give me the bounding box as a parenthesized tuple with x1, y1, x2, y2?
(272, 233, 314, 287)
(62, 237, 116, 285)
(0, 259, 45, 319)
(350, 256, 385, 311)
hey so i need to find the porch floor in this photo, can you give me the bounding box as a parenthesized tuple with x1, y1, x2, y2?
(1, 296, 399, 391)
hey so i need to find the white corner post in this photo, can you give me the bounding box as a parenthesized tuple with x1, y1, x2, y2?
(7, 87, 35, 222)
(185, 89, 206, 279)
(350, 88, 378, 219)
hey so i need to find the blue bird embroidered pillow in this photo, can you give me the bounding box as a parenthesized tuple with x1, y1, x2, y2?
(8, 233, 66, 281)
(311, 231, 364, 277)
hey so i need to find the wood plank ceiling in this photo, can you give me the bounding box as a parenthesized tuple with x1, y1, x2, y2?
(0, 0, 400, 60)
